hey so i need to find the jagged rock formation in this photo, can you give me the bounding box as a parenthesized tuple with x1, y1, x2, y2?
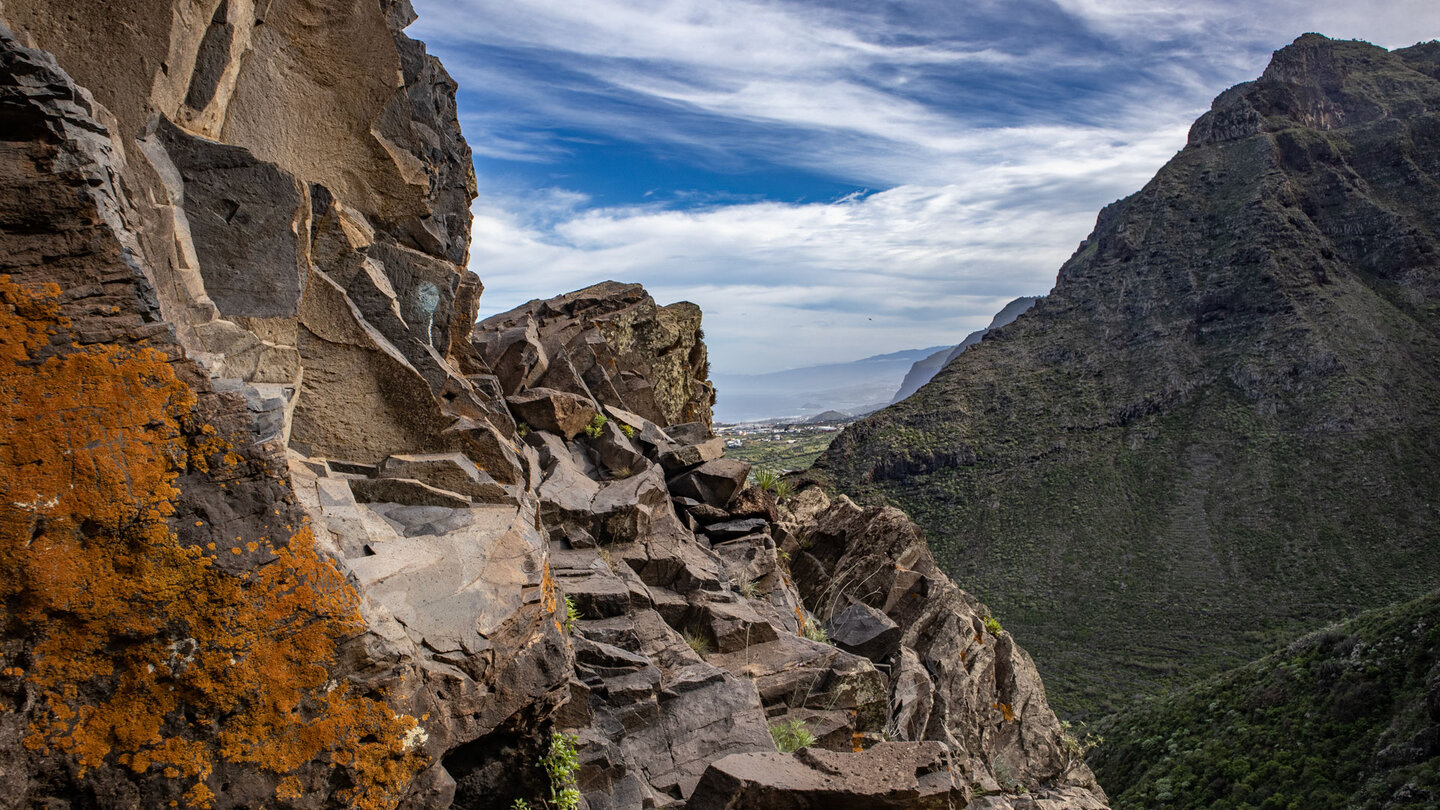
(459, 288, 1109, 808)
(474, 281, 715, 431)
(1093, 589, 1440, 809)
(1, 2, 1107, 809)
(815, 35, 1440, 716)
(890, 297, 1040, 405)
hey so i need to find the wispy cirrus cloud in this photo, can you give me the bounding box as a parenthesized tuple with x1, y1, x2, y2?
(411, 0, 1439, 376)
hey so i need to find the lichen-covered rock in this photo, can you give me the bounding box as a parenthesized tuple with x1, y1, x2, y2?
(0, 26, 430, 808)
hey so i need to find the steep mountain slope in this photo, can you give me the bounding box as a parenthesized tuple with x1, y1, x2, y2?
(891, 297, 1041, 404)
(815, 35, 1440, 716)
(1092, 590, 1440, 809)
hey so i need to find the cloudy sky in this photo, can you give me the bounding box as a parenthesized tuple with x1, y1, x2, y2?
(410, 0, 1437, 374)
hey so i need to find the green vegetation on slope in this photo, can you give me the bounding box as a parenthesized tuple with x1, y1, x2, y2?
(723, 427, 842, 473)
(812, 36, 1440, 717)
(1091, 590, 1440, 809)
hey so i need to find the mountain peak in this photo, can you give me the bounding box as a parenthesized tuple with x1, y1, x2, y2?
(1188, 33, 1440, 147)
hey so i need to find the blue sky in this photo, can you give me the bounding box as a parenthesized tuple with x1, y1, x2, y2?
(410, 0, 1437, 374)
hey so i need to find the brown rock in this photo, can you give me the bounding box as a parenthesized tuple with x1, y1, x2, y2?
(350, 476, 472, 508)
(506, 386, 598, 439)
(689, 742, 969, 809)
(825, 602, 902, 663)
(380, 452, 513, 503)
(658, 436, 727, 472)
(728, 485, 782, 522)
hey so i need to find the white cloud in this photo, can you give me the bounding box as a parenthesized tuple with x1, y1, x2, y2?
(468, 165, 1163, 374)
(415, 0, 1438, 377)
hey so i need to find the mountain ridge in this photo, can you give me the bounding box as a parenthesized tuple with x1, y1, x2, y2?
(814, 33, 1440, 716)
(890, 296, 1042, 405)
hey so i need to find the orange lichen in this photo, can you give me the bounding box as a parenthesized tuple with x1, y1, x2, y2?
(993, 702, 1015, 723)
(0, 277, 424, 808)
(275, 775, 303, 800)
(540, 560, 560, 632)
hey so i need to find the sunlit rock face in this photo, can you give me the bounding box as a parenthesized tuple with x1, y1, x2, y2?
(1, 3, 1106, 808)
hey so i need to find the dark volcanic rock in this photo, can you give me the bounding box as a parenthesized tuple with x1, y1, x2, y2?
(2, 4, 1110, 810)
(816, 34, 1440, 716)
(669, 458, 752, 508)
(506, 386, 598, 439)
(826, 602, 902, 663)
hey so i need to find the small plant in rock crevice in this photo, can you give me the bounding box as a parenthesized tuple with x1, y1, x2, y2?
(540, 731, 582, 810)
(584, 413, 607, 439)
(562, 595, 582, 634)
(735, 576, 761, 599)
(619, 423, 636, 438)
(984, 614, 1004, 637)
(802, 620, 829, 644)
(770, 718, 817, 753)
(683, 629, 712, 655)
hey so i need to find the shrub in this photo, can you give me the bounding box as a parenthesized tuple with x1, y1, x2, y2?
(984, 614, 1004, 637)
(802, 620, 829, 644)
(562, 595, 582, 634)
(752, 468, 780, 490)
(1058, 720, 1103, 774)
(541, 732, 582, 810)
(770, 719, 816, 753)
(584, 413, 607, 439)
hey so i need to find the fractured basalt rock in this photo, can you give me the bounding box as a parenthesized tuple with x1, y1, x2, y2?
(474, 281, 716, 430)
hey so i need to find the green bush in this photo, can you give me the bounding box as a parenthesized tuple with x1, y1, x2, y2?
(802, 620, 829, 644)
(562, 595, 582, 634)
(542, 731, 582, 810)
(770, 719, 817, 753)
(983, 614, 1004, 637)
(584, 413, 607, 439)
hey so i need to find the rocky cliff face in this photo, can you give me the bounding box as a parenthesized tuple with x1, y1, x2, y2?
(0, 2, 1105, 809)
(815, 35, 1440, 716)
